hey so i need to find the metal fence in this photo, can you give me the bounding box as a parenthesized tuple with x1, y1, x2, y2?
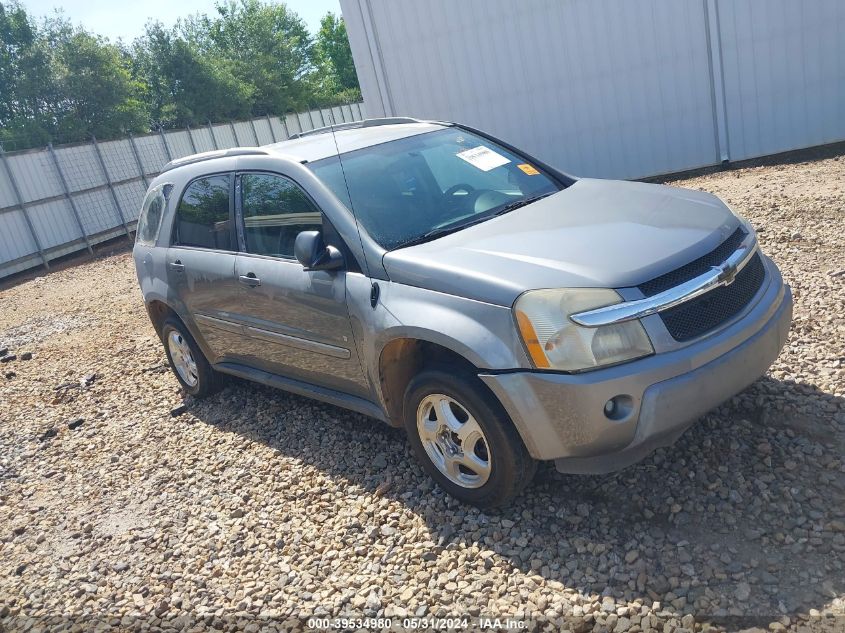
(0, 103, 366, 280)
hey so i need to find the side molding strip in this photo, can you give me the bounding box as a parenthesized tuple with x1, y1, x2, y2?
(244, 326, 351, 359)
(195, 314, 245, 335)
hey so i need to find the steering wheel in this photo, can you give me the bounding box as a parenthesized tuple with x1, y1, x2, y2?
(438, 183, 482, 224)
(444, 183, 476, 197)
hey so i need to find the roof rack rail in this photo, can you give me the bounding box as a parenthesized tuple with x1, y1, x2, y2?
(161, 147, 270, 173)
(287, 117, 427, 140)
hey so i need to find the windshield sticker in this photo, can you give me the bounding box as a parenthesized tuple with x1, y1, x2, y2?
(517, 163, 540, 175)
(456, 145, 510, 172)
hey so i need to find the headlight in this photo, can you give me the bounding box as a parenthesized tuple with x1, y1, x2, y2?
(514, 288, 653, 371)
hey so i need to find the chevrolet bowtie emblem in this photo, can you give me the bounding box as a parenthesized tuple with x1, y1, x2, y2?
(715, 261, 739, 286)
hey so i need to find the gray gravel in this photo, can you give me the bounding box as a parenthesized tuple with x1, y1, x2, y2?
(1, 153, 843, 632)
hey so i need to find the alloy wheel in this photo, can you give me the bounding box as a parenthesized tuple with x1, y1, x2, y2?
(416, 394, 492, 489)
(167, 330, 199, 387)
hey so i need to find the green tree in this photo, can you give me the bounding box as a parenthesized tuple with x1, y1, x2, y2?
(51, 28, 149, 140)
(1, 0, 363, 150)
(314, 12, 359, 97)
(133, 1, 318, 124)
(0, 1, 54, 147)
(199, 0, 314, 114)
(1, 1, 148, 147)
(132, 21, 253, 127)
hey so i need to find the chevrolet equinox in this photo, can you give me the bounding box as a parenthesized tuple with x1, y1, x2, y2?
(133, 118, 792, 507)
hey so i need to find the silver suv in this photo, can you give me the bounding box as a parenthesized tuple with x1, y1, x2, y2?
(134, 118, 792, 507)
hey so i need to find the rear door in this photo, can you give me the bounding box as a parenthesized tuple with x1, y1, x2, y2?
(231, 171, 368, 397)
(166, 173, 242, 362)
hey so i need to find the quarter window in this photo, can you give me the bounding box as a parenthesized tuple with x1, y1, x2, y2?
(241, 173, 322, 258)
(174, 175, 233, 250)
(136, 183, 169, 246)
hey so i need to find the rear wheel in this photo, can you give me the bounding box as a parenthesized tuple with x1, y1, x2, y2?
(404, 368, 537, 508)
(161, 317, 220, 398)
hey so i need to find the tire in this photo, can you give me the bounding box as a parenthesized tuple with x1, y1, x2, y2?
(161, 317, 220, 398)
(403, 367, 537, 508)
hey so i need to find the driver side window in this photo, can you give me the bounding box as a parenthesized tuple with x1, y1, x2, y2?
(240, 173, 322, 258)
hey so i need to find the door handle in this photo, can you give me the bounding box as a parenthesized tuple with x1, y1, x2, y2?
(239, 273, 261, 287)
(169, 260, 185, 272)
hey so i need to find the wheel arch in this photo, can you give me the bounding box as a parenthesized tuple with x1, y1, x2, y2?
(145, 299, 177, 340)
(141, 295, 216, 364)
(376, 335, 488, 428)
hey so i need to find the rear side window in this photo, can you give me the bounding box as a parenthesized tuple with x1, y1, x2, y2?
(174, 175, 233, 250)
(241, 173, 322, 258)
(136, 184, 169, 246)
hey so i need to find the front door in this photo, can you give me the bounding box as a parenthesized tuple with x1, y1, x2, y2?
(166, 173, 242, 362)
(231, 171, 368, 397)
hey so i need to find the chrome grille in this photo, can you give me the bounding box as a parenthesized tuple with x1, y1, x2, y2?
(657, 252, 766, 341)
(638, 227, 747, 297)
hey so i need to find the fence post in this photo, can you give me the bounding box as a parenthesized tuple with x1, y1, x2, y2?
(0, 144, 50, 270)
(280, 115, 290, 140)
(47, 143, 94, 256)
(185, 124, 198, 154)
(307, 109, 317, 130)
(158, 126, 173, 161)
(249, 118, 260, 145)
(265, 114, 278, 142)
(229, 120, 239, 146)
(91, 136, 132, 242)
(127, 133, 150, 188)
(207, 121, 219, 150)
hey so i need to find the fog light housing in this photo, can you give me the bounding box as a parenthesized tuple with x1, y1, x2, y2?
(603, 395, 633, 421)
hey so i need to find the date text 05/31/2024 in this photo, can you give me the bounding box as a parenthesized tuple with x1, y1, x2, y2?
(306, 617, 526, 630)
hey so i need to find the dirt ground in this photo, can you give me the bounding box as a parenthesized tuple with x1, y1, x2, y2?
(1, 152, 843, 632)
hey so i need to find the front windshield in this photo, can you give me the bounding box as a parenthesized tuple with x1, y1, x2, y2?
(309, 128, 561, 250)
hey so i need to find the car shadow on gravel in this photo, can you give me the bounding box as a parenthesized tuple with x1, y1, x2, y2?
(183, 373, 844, 625)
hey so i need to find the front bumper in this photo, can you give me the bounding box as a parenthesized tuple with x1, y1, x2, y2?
(480, 257, 793, 474)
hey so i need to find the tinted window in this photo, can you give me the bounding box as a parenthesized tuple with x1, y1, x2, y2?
(241, 173, 322, 258)
(174, 175, 233, 250)
(136, 184, 169, 246)
(309, 128, 560, 249)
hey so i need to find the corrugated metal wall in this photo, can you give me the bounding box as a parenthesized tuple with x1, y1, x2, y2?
(717, 1, 845, 160)
(342, 0, 845, 179)
(0, 104, 366, 279)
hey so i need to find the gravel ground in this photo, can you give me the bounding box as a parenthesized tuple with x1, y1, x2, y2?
(1, 153, 844, 633)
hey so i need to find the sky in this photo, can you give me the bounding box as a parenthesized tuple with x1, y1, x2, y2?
(20, 0, 343, 42)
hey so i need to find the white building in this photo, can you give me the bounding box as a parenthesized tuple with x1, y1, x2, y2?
(341, 0, 845, 179)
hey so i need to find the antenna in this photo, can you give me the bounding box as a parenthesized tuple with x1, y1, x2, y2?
(326, 109, 372, 278)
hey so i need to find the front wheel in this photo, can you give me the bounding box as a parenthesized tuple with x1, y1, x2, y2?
(403, 368, 537, 508)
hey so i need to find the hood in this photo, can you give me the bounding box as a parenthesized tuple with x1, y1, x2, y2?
(382, 178, 741, 306)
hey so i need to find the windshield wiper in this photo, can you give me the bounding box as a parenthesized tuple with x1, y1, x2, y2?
(491, 192, 554, 215)
(395, 216, 491, 249)
(394, 192, 554, 250)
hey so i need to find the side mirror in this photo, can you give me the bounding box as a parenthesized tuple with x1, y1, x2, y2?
(294, 230, 344, 271)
